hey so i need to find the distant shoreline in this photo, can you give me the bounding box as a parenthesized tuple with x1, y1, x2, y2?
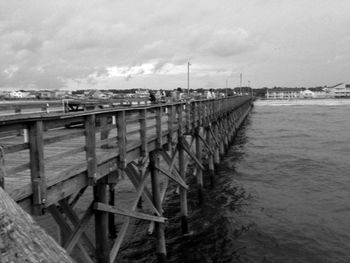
(255, 98, 350, 106)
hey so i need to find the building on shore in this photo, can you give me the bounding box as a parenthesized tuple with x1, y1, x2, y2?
(327, 83, 350, 98)
(265, 84, 350, 100)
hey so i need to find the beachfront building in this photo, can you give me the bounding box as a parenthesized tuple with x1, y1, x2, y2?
(9, 91, 24, 98)
(266, 88, 301, 100)
(300, 89, 314, 98)
(328, 83, 350, 98)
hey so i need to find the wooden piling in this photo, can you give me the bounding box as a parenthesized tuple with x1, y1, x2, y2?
(195, 127, 203, 204)
(206, 127, 215, 187)
(177, 105, 189, 234)
(94, 180, 109, 263)
(149, 150, 167, 262)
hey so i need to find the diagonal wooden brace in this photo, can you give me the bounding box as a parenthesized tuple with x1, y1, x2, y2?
(181, 139, 205, 171)
(125, 164, 161, 216)
(155, 165, 189, 190)
(94, 202, 166, 223)
(198, 133, 214, 156)
(64, 202, 94, 254)
(209, 125, 220, 148)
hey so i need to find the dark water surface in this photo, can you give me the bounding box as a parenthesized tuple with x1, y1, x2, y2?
(122, 100, 350, 263)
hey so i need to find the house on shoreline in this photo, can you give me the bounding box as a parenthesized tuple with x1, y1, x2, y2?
(265, 84, 350, 99)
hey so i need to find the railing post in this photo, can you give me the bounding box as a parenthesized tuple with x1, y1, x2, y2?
(85, 115, 97, 185)
(140, 109, 147, 157)
(167, 105, 175, 150)
(186, 101, 191, 134)
(156, 106, 162, 150)
(28, 120, 47, 215)
(117, 111, 126, 173)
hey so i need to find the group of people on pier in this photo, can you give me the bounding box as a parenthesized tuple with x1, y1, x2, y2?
(149, 88, 221, 104)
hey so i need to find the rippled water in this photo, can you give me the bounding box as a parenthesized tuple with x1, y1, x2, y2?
(122, 99, 350, 263)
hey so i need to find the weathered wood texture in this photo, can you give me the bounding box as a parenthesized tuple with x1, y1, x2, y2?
(0, 186, 74, 263)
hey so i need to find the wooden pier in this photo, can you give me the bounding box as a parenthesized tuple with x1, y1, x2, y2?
(0, 96, 253, 263)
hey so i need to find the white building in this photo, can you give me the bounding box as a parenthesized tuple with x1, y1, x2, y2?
(300, 89, 315, 98)
(266, 88, 301, 99)
(9, 91, 24, 98)
(328, 83, 350, 98)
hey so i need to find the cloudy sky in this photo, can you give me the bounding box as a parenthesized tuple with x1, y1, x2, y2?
(1, 0, 350, 90)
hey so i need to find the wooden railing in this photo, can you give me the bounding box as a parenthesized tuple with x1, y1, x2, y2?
(0, 95, 251, 212)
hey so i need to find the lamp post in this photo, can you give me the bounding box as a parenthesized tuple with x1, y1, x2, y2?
(239, 73, 242, 95)
(187, 62, 191, 96)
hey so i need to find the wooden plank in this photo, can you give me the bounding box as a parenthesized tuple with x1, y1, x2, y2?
(44, 130, 85, 146)
(44, 146, 86, 164)
(6, 162, 30, 175)
(28, 120, 47, 215)
(3, 142, 29, 154)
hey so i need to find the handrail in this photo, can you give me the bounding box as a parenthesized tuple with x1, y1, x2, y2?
(0, 95, 252, 210)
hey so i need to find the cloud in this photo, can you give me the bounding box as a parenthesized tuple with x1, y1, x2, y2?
(1, 0, 350, 90)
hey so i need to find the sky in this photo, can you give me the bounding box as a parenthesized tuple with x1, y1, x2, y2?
(1, 0, 350, 91)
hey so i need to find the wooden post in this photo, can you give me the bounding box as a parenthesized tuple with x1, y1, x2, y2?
(223, 116, 229, 151)
(167, 105, 175, 150)
(100, 116, 111, 149)
(28, 120, 47, 215)
(206, 127, 215, 187)
(156, 106, 162, 150)
(213, 124, 221, 173)
(85, 115, 97, 185)
(177, 105, 189, 234)
(109, 183, 117, 238)
(218, 122, 225, 158)
(94, 180, 109, 263)
(149, 151, 167, 262)
(117, 111, 126, 174)
(195, 127, 203, 204)
(140, 109, 147, 157)
(0, 146, 5, 189)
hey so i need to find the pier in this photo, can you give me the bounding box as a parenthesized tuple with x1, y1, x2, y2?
(0, 96, 253, 263)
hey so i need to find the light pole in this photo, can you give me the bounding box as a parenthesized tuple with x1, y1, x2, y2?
(239, 73, 242, 95)
(187, 62, 191, 96)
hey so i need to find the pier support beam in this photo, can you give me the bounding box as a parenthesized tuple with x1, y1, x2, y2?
(206, 127, 215, 187)
(149, 150, 167, 262)
(94, 180, 109, 263)
(178, 137, 189, 234)
(195, 127, 203, 204)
